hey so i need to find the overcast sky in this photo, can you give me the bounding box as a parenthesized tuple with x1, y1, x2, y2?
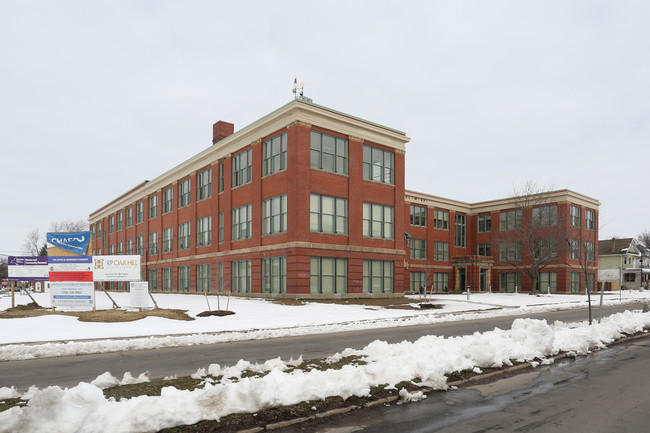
(2, 0, 648, 256)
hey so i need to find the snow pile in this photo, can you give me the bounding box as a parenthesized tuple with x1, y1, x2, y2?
(0, 387, 20, 399)
(2, 311, 649, 433)
(90, 372, 151, 390)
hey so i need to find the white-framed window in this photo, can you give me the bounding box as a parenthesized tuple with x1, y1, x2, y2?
(410, 205, 426, 227)
(233, 149, 252, 187)
(109, 215, 115, 234)
(585, 209, 596, 230)
(163, 187, 173, 213)
(162, 227, 173, 253)
(197, 168, 212, 201)
(126, 208, 133, 227)
(117, 212, 123, 231)
(136, 201, 144, 223)
(178, 266, 190, 292)
(179, 178, 191, 207)
(570, 205, 581, 227)
(178, 222, 190, 250)
(410, 238, 426, 260)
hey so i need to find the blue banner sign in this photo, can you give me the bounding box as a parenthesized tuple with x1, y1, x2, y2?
(47, 232, 91, 255)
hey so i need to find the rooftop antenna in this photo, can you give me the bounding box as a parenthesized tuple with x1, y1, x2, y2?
(292, 78, 313, 102)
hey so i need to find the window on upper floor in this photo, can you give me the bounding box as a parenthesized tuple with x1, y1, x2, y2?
(410, 238, 426, 260)
(178, 178, 191, 208)
(455, 214, 466, 248)
(363, 202, 393, 239)
(163, 187, 173, 213)
(310, 194, 347, 235)
(410, 205, 426, 227)
(263, 133, 287, 176)
(233, 149, 252, 187)
(433, 210, 449, 230)
(585, 210, 595, 230)
(178, 222, 190, 251)
(570, 205, 581, 227)
(478, 214, 491, 233)
(500, 209, 522, 231)
(363, 145, 394, 184)
(310, 131, 348, 175)
(263, 194, 288, 235)
(149, 195, 158, 219)
(532, 205, 558, 227)
(197, 169, 212, 201)
(232, 204, 252, 241)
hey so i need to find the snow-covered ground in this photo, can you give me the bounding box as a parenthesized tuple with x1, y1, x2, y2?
(1, 294, 649, 433)
(1, 290, 649, 362)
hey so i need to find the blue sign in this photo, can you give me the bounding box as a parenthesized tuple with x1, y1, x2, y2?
(47, 232, 91, 255)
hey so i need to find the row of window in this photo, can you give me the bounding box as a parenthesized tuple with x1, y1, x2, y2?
(139, 258, 394, 294)
(409, 205, 596, 232)
(408, 239, 595, 262)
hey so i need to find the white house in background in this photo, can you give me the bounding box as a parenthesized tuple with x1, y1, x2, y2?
(598, 238, 647, 290)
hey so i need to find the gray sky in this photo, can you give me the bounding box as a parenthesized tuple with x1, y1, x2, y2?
(2, 0, 648, 256)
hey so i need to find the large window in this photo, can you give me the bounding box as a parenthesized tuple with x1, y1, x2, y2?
(363, 145, 394, 184)
(500, 209, 522, 231)
(310, 194, 347, 234)
(434, 241, 449, 261)
(410, 239, 426, 260)
(410, 205, 427, 227)
(363, 260, 393, 293)
(197, 263, 211, 292)
(179, 178, 191, 207)
(136, 235, 144, 256)
(500, 241, 522, 262)
(433, 273, 449, 292)
(534, 239, 558, 260)
(410, 272, 426, 292)
(126, 208, 133, 227)
(499, 273, 521, 292)
(455, 214, 466, 248)
(232, 260, 251, 293)
(163, 187, 173, 213)
(117, 242, 123, 255)
(309, 257, 348, 293)
(310, 130, 348, 174)
(232, 204, 252, 241)
(117, 212, 123, 231)
(263, 257, 286, 294)
(148, 232, 158, 255)
(433, 210, 449, 230)
(197, 216, 212, 247)
(586, 241, 595, 261)
(363, 202, 393, 239)
(126, 239, 133, 255)
(532, 205, 558, 227)
(218, 162, 224, 193)
(219, 212, 224, 243)
(148, 269, 158, 291)
(109, 215, 114, 234)
(197, 168, 212, 201)
(162, 267, 172, 291)
(537, 272, 557, 292)
(263, 194, 287, 235)
(233, 149, 252, 187)
(178, 266, 190, 292)
(478, 214, 491, 233)
(570, 272, 580, 293)
(96, 221, 102, 238)
(478, 243, 491, 256)
(162, 227, 173, 253)
(585, 209, 595, 230)
(149, 195, 158, 219)
(570, 205, 581, 227)
(570, 238, 580, 260)
(178, 222, 190, 250)
(136, 201, 144, 223)
(263, 133, 287, 176)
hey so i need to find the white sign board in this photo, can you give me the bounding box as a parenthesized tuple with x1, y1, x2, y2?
(93, 255, 141, 281)
(50, 282, 95, 309)
(130, 282, 151, 308)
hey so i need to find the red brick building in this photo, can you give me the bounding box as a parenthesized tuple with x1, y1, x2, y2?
(89, 99, 600, 295)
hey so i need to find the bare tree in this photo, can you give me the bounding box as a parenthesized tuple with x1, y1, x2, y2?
(494, 181, 571, 293)
(22, 228, 44, 256)
(0, 256, 8, 281)
(634, 231, 650, 289)
(49, 219, 89, 233)
(566, 219, 598, 324)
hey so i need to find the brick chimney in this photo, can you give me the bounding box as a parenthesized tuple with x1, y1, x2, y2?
(212, 121, 234, 144)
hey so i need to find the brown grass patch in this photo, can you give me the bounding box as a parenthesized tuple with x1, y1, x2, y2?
(0, 307, 194, 322)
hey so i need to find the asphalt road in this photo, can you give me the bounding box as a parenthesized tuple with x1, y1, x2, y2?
(0, 303, 641, 391)
(283, 336, 650, 433)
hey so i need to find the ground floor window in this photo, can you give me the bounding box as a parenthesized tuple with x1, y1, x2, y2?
(217, 262, 223, 292)
(197, 263, 211, 292)
(537, 272, 557, 292)
(162, 267, 172, 291)
(363, 260, 393, 293)
(570, 272, 580, 293)
(499, 273, 521, 292)
(178, 266, 190, 292)
(587, 273, 595, 292)
(310, 257, 347, 294)
(263, 257, 286, 294)
(410, 271, 425, 293)
(433, 272, 448, 292)
(148, 269, 158, 291)
(232, 260, 251, 293)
